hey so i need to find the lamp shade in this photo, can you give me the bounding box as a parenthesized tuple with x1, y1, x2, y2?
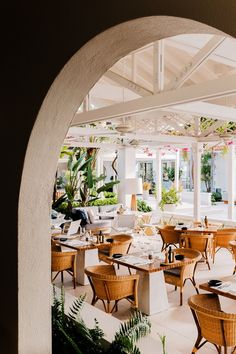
(125, 178, 143, 194)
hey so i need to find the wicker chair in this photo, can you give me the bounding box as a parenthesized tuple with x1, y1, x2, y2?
(84, 264, 139, 313)
(213, 228, 236, 263)
(157, 226, 182, 251)
(98, 234, 133, 264)
(229, 241, 236, 275)
(188, 293, 236, 354)
(181, 233, 213, 270)
(51, 250, 77, 289)
(164, 248, 202, 306)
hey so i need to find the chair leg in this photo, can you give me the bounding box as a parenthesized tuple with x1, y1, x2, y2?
(190, 278, 199, 294)
(180, 288, 183, 306)
(192, 334, 203, 353)
(205, 252, 211, 270)
(61, 271, 64, 283)
(73, 276, 76, 289)
(175, 285, 177, 291)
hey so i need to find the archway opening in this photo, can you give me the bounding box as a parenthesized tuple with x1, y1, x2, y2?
(18, 16, 228, 352)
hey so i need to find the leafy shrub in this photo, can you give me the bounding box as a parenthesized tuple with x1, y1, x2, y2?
(56, 197, 118, 213)
(211, 191, 222, 203)
(89, 197, 118, 206)
(159, 187, 180, 211)
(137, 199, 152, 213)
(103, 191, 116, 198)
(52, 286, 151, 354)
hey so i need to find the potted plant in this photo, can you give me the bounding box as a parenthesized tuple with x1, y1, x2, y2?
(159, 186, 180, 212)
(142, 181, 151, 200)
(52, 286, 151, 354)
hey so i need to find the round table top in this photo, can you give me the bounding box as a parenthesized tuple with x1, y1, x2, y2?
(229, 240, 236, 247)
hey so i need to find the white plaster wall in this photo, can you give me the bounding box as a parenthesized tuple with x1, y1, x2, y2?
(18, 16, 225, 353)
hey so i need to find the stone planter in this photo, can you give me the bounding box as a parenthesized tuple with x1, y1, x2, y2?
(143, 189, 149, 200)
(163, 203, 177, 212)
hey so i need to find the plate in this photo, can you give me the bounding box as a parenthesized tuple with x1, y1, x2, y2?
(208, 279, 222, 287)
(112, 253, 123, 258)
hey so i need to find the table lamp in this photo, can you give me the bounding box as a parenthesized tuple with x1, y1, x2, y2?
(125, 178, 143, 211)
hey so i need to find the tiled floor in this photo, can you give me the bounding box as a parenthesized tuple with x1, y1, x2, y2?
(54, 241, 236, 354)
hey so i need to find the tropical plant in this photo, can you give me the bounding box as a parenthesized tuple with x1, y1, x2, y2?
(53, 147, 119, 213)
(137, 199, 152, 213)
(52, 286, 151, 354)
(211, 191, 222, 203)
(201, 152, 212, 192)
(163, 167, 183, 182)
(158, 333, 168, 354)
(159, 186, 180, 211)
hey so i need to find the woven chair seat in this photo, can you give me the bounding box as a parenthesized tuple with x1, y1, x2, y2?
(164, 268, 181, 277)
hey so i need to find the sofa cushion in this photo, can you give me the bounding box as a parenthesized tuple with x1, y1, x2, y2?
(87, 208, 96, 223)
(71, 208, 90, 226)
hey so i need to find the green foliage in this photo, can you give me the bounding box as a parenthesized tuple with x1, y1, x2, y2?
(163, 167, 183, 182)
(56, 197, 118, 213)
(158, 333, 168, 354)
(89, 196, 118, 206)
(107, 310, 151, 354)
(54, 147, 120, 213)
(137, 199, 152, 213)
(211, 191, 222, 203)
(52, 286, 151, 354)
(159, 187, 180, 211)
(104, 191, 116, 198)
(201, 152, 212, 193)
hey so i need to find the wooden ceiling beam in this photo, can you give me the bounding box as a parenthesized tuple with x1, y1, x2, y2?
(72, 73, 236, 125)
(167, 36, 225, 90)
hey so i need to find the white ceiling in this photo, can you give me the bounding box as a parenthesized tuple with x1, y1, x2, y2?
(65, 33, 236, 151)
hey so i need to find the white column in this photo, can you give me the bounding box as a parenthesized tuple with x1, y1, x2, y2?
(174, 149, 180, 191)
(192, 142, 201, 221)
(117, 147, 136, 207)
(228, 144, 235, 220)
(155, 149, 162, 208)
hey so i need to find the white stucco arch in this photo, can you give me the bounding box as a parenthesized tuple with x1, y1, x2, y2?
(18, 16, 226, 353)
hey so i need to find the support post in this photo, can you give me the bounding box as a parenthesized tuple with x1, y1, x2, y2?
(192, 142, 201, 221)
(174, 149, 180, 191)
(228, 144, 235, 220)
(155, 149, 162, 209)
(117, 147, 136, 207)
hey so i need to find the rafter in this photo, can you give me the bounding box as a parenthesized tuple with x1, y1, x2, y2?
(167, 36, 225, 90)
(72, 74, 236, 126)
(200, 119, 226, 137)
(169, 101, 236, 124)
(103, 70, 152, 97)
(162, 115, 191, 136)
(153, 41, 164, 92)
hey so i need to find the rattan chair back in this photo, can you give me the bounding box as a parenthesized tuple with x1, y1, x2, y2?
(188, 293, 236, 351)
(182, 233, 213, 252)
(158, 226, 181, 251)
(85, 264, 139, 313)
(164, 248, 201, 305)
(51, 250, 77, 288)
